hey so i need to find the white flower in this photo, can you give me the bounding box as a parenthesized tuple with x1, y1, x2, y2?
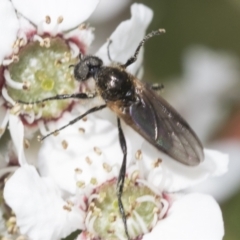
(4, 146, 228, 240)
(4, 110, 228, 239)
(167, 47, 239, 142)
(165, 47, 240, 202)
(2, 2, 229, 240)
(0, 0, 99, 142)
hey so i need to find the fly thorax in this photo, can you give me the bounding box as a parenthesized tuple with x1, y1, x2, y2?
(95, 67, 135, 102)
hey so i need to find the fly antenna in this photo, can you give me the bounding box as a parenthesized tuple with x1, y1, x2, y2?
(122, 29, 166, 68)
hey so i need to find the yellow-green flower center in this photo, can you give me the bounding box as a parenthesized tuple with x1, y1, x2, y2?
(7, 38, 78, 120)
(86, 178, 161, 240)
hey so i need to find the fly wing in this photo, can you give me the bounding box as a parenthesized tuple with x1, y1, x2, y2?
(126, 82, 204, 166)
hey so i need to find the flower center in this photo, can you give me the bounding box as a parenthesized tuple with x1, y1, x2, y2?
(6, 37, 78, 121)
(86, 178, 162, 240)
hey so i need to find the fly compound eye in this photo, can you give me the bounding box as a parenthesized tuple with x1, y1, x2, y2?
(74, 61, 89, 81)
(73, 56, 103, 81)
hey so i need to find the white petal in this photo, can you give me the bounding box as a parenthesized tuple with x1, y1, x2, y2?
(37, 110, 143, 194)
(64, 28, 95, 52)
(8, 114, 26, 165)
(4, 165, 85, 240)
(143, 193, 224, 240)
(140, 142, 229, 192)
(89, 0, 130, 22)
(191, 140, 240, 202)
(96, 3, 153, 76)
(167, 48, 239, 142)
(0, 0, 19, 63)
(0, 107, 9, 137)
(12, 0, 99, 33)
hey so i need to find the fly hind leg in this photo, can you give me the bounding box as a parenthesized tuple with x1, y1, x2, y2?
(117, 117, 130, 240)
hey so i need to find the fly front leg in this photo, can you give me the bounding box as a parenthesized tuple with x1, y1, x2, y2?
(117, 117, 130, 240)
(40, 104, 107, 141)
(17, 92, 97, 105)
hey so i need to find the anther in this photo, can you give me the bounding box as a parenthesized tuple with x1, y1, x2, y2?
(82, 116, 87, 122)
(79, 128, 85, 134)
(24, 139, 30, 149)
(78, 23, 87, 30)
(22, 81, 31, 90)
(43, 38, 51, 48)
(76, 181, 85, 188)
(94, 147, 102, 155)
(85, 156, 92, 165)
(135, 149, 142, 160)
(45, 16, 51, 24)
(63, 205, 72, 211)
(90, 178, 98, 185)
(103, 162, 112, 172)
(153, 158, 162, 168)
(75, 168, 82, 174)
(62, 140, 68, 149)
(57, 16, 64, 24)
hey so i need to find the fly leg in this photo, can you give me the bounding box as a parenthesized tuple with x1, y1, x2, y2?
(40, 104, 107, 141)
(151, 83, 164, 91)
(17, 92, 96, 105)
(117, 118, 130, 240)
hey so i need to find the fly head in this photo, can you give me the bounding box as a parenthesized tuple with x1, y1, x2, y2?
(74, 55, 103, 81)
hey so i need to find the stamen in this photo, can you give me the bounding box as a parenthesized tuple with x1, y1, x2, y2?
(62, 140, 68, 149)
(57, 16, 64, 24)
(34, 107, 43, 120)
(150, 212, 158, 228)
(2, 55, 19, 66)
(136, 179, 161, 196)
(135, 149, 142, 160)
(78, 23, 87, 30)
(133, 210, 148, 234)
(68, 41, 80, 58)
(4, 70, 23, 90)
(88, 194, 99, 205)
(33, 34, 50, 47)
(136, 195, 158, 205)
(22, 111, 35, 124)
(159, 198, 169, 219)
(88, 215, 97, 234)
(38, 120, 49, 136)
(43, 38, 51, 48)
(78, 127, 85, 134)
(16, 235, 27, 240)
(108, 213, 117, 222)
(2, 87, 16, 106)
(0, 109, 9, 136)
(131, 170, 139, 182)
(75, 168, 82, 174)
(63, 205, 72, 211)
(153, 158, 162, 168)
(85, 156, 92, 165)
(90, 178, 98, 185)
(76, 181, 85, 188)
(102, 162, 112, 172)
(22, 80, 31, 90)
(45, 15, 51, 24)
(93, 146, 102, 155)
(24, 139, 30, 149)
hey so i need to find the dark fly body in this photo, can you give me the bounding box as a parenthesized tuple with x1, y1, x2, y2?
(18, 29, 204, 239)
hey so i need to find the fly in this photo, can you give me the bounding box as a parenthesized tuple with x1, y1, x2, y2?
(18, 29, 204, 239)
